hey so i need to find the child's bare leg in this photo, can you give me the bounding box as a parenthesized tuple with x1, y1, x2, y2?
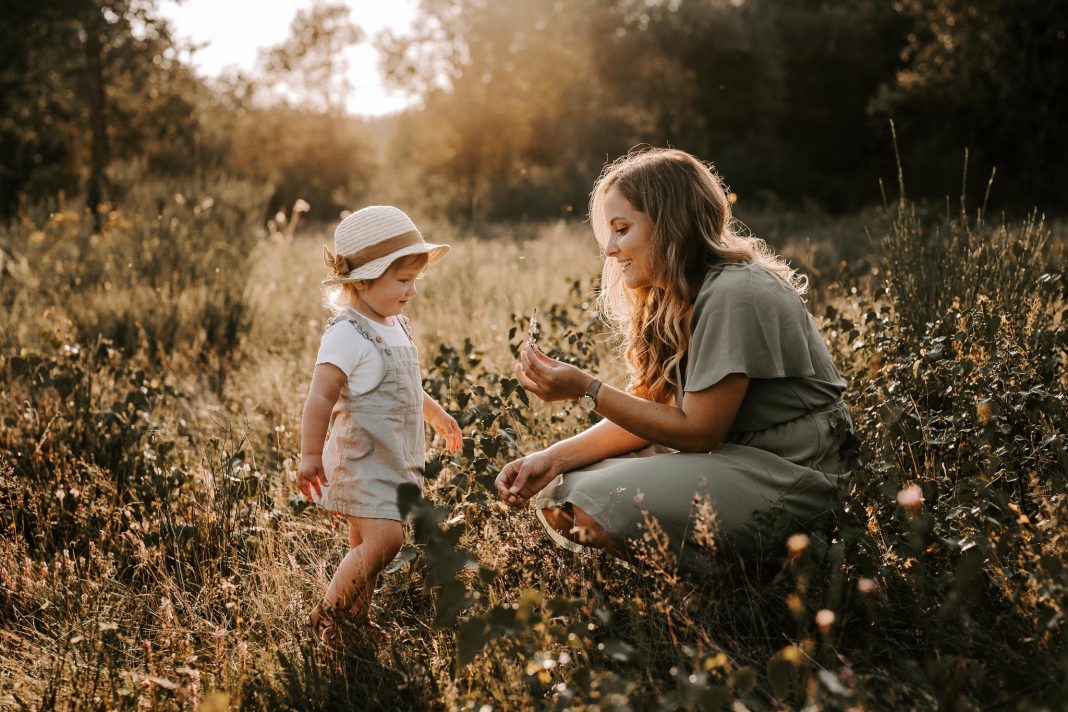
(342, 515, 375, 622)
(348, 517, 363, 548)
(309, 518, 369, 632)
(322, 517, 403, 620)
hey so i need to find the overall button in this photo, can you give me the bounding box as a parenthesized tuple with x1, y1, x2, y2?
(375, 336, 383, 343)
(384, 348, 392, 355)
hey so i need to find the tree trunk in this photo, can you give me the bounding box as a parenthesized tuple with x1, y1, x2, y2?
(84, 7, 108, 232)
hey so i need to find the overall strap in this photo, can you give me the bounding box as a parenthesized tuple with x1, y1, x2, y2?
(329, 309, 388, 352)
(328, 309, 395, 397)
(395, 315, 416, 345)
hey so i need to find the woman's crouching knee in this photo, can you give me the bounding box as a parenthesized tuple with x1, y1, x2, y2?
(540, 506, 573, 535)
(541, 504, 621, 554)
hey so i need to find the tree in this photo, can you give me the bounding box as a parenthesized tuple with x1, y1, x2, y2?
(877, 0, 1068, 208)
(258, 2, 363, 114)
(233, 2, 372, 219)
(0, 1, 200, 224)
(377, 0, 645, 222)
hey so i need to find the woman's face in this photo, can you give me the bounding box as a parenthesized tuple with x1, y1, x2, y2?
(602, 185, 656, 289)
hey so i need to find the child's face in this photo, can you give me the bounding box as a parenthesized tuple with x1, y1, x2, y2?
(355, 257, 424, 319)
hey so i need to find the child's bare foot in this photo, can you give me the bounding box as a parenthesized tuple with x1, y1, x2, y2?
(306, 601, 335, 646)
(341, 600, 389, 644)
(332, 615, 389, 646)
(356, 616, 390, 644)
(307, 602, 389, 648)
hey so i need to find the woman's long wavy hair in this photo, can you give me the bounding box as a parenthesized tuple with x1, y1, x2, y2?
(590, 147, 806, 404)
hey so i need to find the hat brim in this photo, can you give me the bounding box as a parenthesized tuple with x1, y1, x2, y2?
(321, 242, 450, 285)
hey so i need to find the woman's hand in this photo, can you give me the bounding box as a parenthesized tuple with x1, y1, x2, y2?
(427, 407, 463, 453)
(515, 342, 592, 403)
(495, 449, 560, 508)
(297, 454, 329, 501)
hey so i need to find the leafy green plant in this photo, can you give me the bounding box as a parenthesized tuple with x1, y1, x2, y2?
(3, 184, 1066, 709)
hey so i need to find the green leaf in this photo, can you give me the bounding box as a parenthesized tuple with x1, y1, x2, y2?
(515, 588, 543, 624)
(479, 435, 499, 458)
(954, 547, 984, 587)
(456, 618, 492, 666)
(396, 483, 422, 517)
(1041, 555, 1064, 577)
(599, 639, 638, 663)
(501, 377, 518, 397)
(422, 458, 444, 480)
(766, 648, 801, 700)
(693, 685, 730, 711)
(433, 580, 472, 628)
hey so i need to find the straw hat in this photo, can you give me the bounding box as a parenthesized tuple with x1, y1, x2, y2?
(322, 206, 449, 284)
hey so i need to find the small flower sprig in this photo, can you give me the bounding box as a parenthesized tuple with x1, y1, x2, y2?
(527, 307, 539, 349)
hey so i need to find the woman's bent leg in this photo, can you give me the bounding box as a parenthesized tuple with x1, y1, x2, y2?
(540, 504, 623, 557)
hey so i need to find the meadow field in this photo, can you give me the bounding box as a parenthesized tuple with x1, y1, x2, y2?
(1, 181, 1066, 710)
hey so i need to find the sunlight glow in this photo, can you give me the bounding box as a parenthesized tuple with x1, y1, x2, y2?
(158, 0, 419, 116)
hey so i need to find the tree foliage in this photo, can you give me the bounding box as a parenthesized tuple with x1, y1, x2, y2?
(0, 1, 200, 222)
(3, 0, 1066, 223)
(876, 0, 1068, 205)
(258, 2, 364, 113)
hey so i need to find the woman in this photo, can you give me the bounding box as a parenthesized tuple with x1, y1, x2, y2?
(494, 147, 856, 565)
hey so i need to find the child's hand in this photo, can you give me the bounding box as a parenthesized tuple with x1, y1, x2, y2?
(297, 454, 329, 501)
(427, 409, 463, 453)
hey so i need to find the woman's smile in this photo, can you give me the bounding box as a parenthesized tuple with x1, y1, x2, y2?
(602, 185, 655, 288)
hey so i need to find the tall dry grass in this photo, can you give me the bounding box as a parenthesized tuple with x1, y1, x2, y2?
(1, 182, 1066, 710)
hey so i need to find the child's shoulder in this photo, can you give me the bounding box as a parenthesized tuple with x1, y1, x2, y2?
(321, 312, 373, 345)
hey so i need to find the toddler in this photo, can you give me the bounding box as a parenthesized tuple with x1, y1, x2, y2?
(297, 205, 462, 642)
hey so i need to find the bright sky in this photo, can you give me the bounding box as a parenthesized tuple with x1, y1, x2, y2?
(158, 0, 420, 116)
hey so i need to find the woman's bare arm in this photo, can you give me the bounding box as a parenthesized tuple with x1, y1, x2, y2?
(544, 417, 650, 473)
(496, 344, 748, 506)
(517, 342, 748, 452)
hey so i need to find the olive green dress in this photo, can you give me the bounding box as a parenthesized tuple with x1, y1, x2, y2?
(535, 262, 857, 563)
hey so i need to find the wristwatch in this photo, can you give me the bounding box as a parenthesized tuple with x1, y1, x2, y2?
(579, 378, 602, 410)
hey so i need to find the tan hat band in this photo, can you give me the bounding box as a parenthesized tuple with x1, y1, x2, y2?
(341, 230, 425, 271)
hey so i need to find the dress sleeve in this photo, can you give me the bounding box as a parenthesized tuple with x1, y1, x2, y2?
(684, 265, 817, 392)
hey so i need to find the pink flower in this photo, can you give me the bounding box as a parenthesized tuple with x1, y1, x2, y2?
(897, 485, 924, 514)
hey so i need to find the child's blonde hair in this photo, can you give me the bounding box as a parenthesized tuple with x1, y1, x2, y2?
(323, 252, 430, 314)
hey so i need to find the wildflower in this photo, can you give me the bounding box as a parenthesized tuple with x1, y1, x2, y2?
(896, 485, 924, 515)
(857, 578, 878, 594)
(527, 307, 539, 348)
(976, 400, 992, 426)
(816, 609, 836, 632)
(786, 532, 810, 558)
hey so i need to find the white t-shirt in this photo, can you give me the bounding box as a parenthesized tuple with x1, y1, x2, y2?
(315, 310, 412, 395)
